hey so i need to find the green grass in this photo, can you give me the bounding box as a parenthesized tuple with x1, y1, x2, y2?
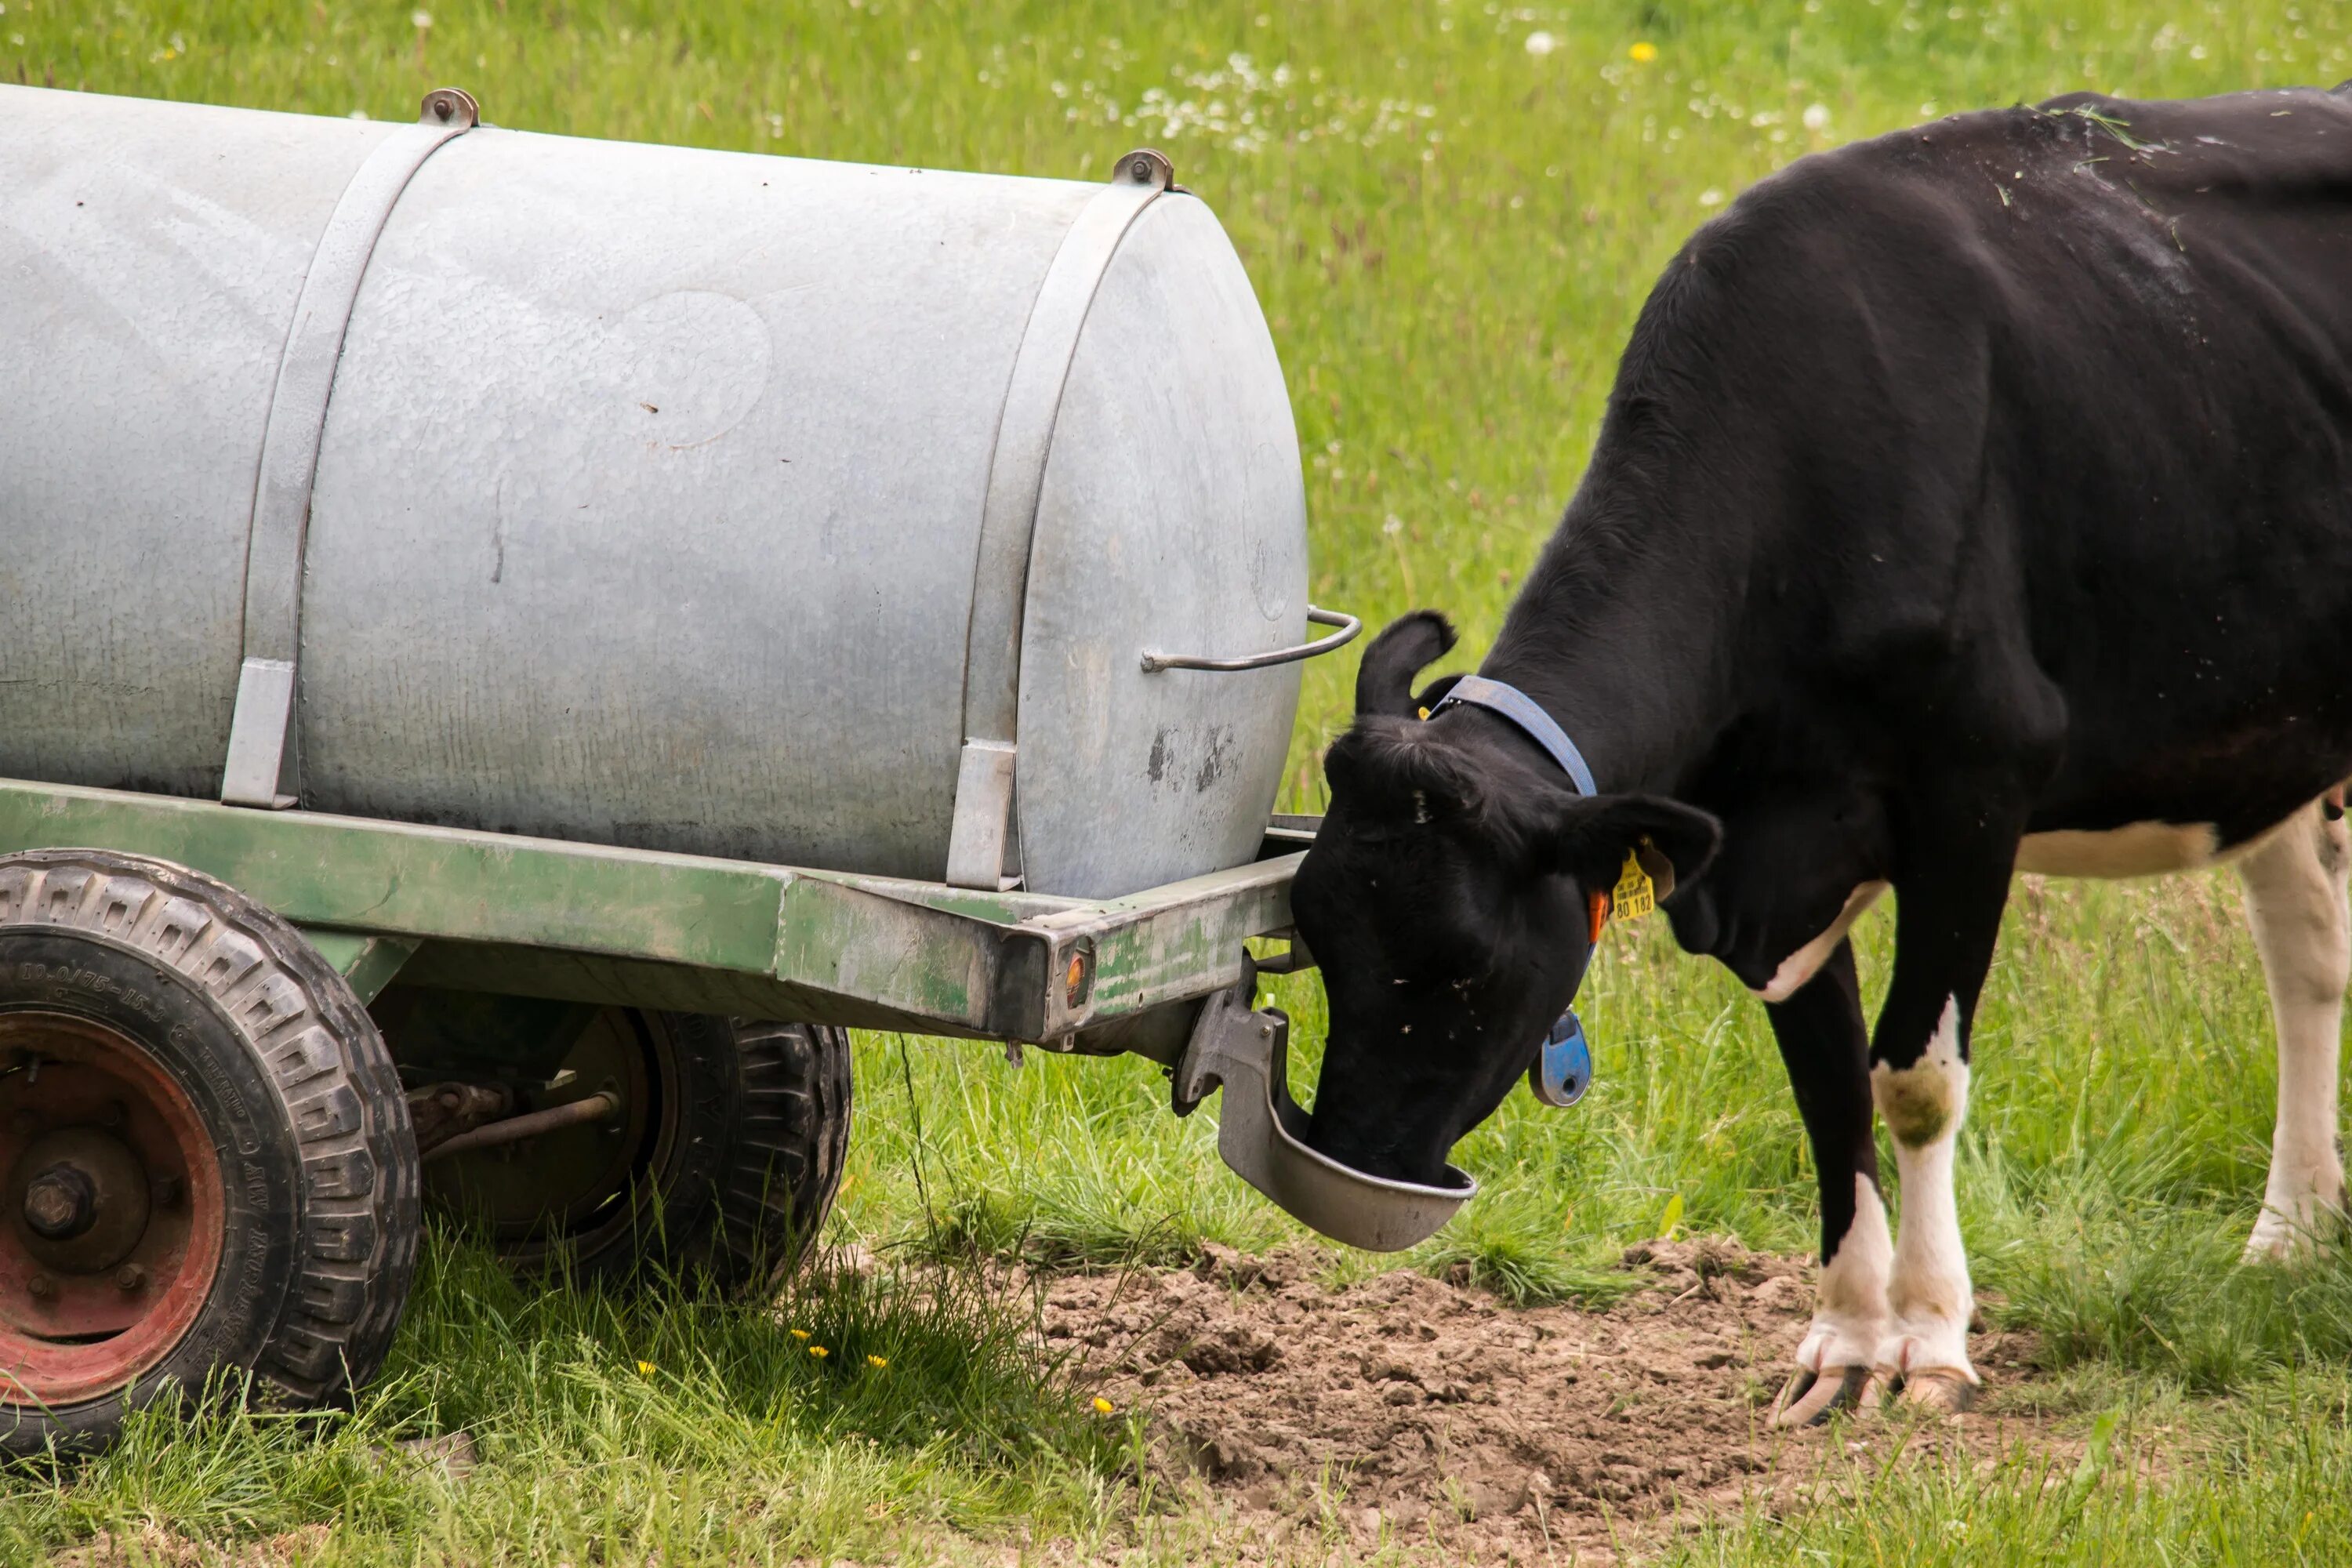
(1668, 1382, 2352, 1567)
(8, 0, 2352, 1560)
(2, 1240, 1134, 1564)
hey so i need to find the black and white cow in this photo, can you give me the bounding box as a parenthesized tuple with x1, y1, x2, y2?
(1290, 85, 2352, 1422)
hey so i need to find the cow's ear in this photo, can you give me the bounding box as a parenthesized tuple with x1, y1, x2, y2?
(1536, 793, 1722, 899)
(1354, 611, 1457, 719)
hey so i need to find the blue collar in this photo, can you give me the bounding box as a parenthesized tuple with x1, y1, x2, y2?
(1428, 675, 1598, 797)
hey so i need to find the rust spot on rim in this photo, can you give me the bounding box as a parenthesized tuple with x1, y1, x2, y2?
(1, 1015, 223, 1408)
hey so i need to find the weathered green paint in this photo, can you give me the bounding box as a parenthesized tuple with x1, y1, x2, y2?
(789, 869, 1085, 925)
(295, 927, 419, 1004)
(397, 939, 1010, 1040)
(0, 779, 789, 971)
(0, 778, 1303, 1044)
(1033, 854, 1299, 1036)
(774, 875, 1000, 1033)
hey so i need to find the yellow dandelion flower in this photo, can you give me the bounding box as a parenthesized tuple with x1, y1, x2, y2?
(809, 1345, 829, 1359)
(866, 1354, 888, 1369)
(789, 1328, 811, 1341)
(1628, 41, 1658, 63)
(636, 1360, 656, 1376)
(1093, 1396, 1116, 1415)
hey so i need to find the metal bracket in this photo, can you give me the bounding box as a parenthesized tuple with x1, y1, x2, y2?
(944, 739, 1020, 891)
(1171, 964, 1475, 1252)
(221, 87, 481, 809)
(944, 146, 1175, 887)
(292, 926, 420, 1004)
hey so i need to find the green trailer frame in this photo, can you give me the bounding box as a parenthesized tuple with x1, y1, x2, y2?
(0, 778, 1313, 1050)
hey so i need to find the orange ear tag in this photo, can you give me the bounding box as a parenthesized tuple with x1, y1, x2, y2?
(1587, 890, 1611, 946)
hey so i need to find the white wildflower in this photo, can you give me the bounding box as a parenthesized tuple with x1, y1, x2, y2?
(1524, 30, 1559, 56)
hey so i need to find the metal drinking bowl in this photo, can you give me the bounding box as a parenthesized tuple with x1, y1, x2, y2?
(1172, 981, 1476, 1252)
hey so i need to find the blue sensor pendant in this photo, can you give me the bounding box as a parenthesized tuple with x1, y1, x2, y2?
(1529, 1007, 1593, 1108)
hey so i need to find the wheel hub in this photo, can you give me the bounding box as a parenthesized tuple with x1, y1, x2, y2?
(1, 1016, 223, 1407)
(22, 1163, 97, 1240)
(9, 1129, 152, 1270)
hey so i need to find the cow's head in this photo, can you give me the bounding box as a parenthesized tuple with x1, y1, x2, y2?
(1290, 612, 1721, 1185)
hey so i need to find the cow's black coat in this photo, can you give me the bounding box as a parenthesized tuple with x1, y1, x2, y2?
(1292, 88, 2352, 1268)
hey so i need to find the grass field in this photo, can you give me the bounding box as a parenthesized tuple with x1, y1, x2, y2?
(8, 0, 2352, 1561)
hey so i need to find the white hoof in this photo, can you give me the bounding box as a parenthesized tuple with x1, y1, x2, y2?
(1870, 1323, 1978, 1415)
(1859, 1365, 1977, 1417)
(2244, 1206, 2336, 1265)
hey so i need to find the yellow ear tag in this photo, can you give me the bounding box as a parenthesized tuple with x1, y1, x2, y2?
(1611, 848, 1657, 922)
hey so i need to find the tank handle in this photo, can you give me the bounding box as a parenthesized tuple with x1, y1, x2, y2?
(1139, 606, 1361, 673)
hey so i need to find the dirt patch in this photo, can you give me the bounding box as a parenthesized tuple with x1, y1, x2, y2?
(1040, 1236, 2062, 1564)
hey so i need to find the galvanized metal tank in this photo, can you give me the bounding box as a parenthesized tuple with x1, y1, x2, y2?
(0, 85, 1313, 899)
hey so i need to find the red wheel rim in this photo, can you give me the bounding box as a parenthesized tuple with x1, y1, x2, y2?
(1, 1014, 223, 1407)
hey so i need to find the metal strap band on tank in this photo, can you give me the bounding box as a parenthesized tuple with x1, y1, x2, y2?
(944, 147, 1176, 889)
(220, 87, 480, 810)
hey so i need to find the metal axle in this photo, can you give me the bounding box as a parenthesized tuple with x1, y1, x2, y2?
(421, 1091, 622, 1163)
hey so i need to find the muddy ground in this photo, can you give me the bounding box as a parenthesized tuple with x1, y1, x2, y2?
(1040, 1236, 2067, 1565)
(45, 1240, 2074, 1568)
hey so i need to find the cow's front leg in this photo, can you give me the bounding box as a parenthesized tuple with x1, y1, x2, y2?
(1862, 819, 2020, 1414)
(1765, 940, 1890, 1426)
(1868, 996, 1976, 1412)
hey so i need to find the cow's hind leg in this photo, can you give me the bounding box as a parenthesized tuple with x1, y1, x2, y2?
(1766, 940, 1890, 1426)
(2238, 799, 2350, 1261)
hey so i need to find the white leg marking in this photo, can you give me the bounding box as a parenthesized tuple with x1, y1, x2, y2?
(2238, 801, 2349, 1262)
(1758, 880, 1889, 1004)
(1871, 996, 1976, 1389)
(1773, 1171, 1894, 1425)
(1793, 1172, 1893, 1374)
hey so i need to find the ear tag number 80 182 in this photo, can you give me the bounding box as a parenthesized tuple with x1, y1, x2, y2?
(1610, 848, 1657, 921)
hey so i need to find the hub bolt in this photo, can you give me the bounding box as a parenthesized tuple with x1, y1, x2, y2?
(27, 1275, 56, 1300)
(115, 1264, 146, 1292)
(22, 1161, 99, 1241)
(151, 1172, 183, 1207)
